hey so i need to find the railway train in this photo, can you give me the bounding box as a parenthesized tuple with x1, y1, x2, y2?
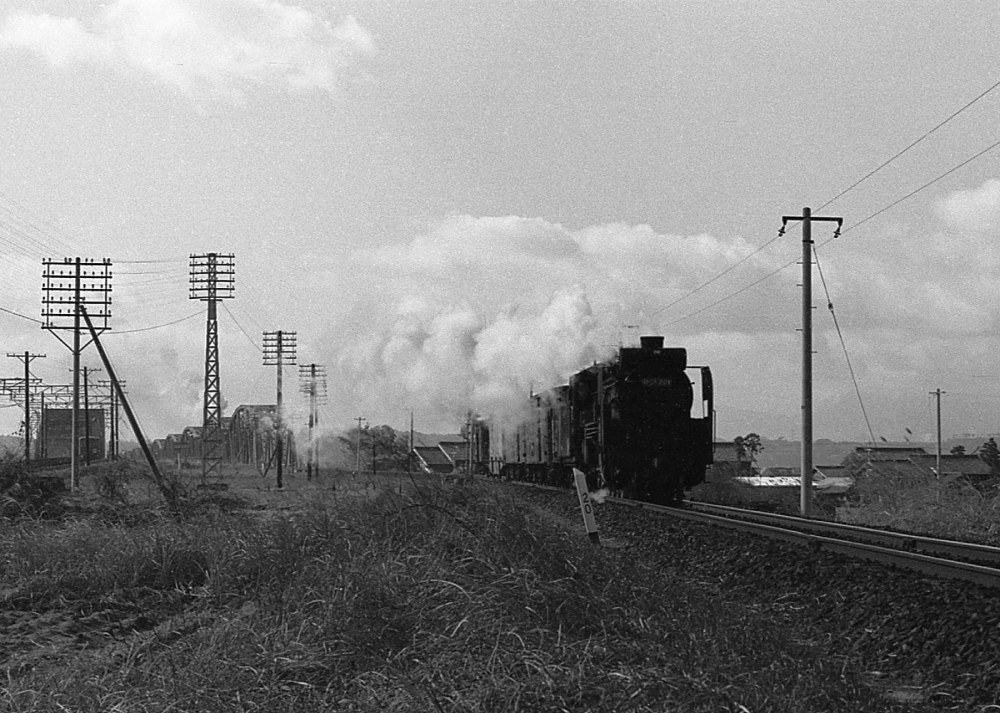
(488, 336, 714, 504)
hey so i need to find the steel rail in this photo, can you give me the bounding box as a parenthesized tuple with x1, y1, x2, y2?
(609, 497, 1000, 589)
(685, 500, 1000, 566)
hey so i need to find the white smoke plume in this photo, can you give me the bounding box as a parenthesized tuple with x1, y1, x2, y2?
(312, 214, 756, 433)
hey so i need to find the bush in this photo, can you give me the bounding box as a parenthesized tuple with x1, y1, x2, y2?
(0, 456, 65, 519)
(837, 468, 1000, 542)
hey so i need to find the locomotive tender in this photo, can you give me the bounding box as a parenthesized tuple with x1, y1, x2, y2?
(492, 336, 713, 504)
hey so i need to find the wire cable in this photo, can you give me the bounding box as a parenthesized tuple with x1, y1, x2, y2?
(657, 76, 1000, 324)
(823, 134, 1000, 246)
(0, 305, 43, 325)
(667, 131, 1000, 327)
(817, 75, 1000, 213)
(812, 245, 877, 443)
(222, 301, 263, 352)
(649, 226, 788, 317)
(107, 310, 203, 335)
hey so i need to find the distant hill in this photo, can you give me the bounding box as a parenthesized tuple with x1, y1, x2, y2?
(748, 436, 1000, 469)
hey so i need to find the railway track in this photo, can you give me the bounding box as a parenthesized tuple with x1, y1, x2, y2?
(608, 495, 1000, 588)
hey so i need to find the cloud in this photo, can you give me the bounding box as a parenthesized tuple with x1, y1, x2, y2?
(0, 0, 372, 101)
(289, 208, 1000, 441)
(936, 178, 1000, 232)
(313, 215, 781, 431)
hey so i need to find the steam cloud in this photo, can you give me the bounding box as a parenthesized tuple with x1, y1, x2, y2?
(316, 215, 762, 433)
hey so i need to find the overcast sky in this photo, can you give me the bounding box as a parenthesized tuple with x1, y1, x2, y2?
(2, 0, 1000, 444)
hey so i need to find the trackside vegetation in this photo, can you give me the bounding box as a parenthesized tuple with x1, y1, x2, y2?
(0, 465, 892, 712)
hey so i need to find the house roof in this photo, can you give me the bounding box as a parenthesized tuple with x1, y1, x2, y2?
(760, 466, 799, 478)
(815, 465, 850, 479)
(849, 446, 928, 462)
(712, 442, 742, 462)
(439, 441, 469, 460)
(736, 476, 800, 487)
(413, 446, 452, 466)
(911, 453, 992, 476)
(847, 450, 993, 479)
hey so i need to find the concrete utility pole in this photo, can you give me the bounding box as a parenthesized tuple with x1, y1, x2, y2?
(6, 352, 44, 465)
(782, 209, 842, 518)
(190, 253, 235, 482)
(931, 389, 945, 478)
(263, 330, 297, 489)
(41, 258, 111, 489)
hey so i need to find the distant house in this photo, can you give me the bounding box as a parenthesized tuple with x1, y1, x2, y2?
(412, 446, 455, 474)
(735, 465, 854, 495)
(813, 465, 854, 495)
(842, 446, 995, 489)
(707, 441, 757, 481)
(439, 441, 471, 473)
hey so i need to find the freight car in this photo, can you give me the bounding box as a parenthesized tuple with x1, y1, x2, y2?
(490, 336, 713, 504)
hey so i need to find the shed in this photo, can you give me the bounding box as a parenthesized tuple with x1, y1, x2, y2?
(413, 446, 454, 474)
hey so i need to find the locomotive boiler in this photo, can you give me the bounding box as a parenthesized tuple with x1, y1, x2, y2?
(492, 336, 713, 504)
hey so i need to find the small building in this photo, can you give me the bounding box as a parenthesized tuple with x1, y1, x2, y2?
(412, 446, 455, 474)
(40, 408, 105, 460)
(706, 441, 757, 481)
(439, 441, 472, 472)
(813, 465, 854, 495)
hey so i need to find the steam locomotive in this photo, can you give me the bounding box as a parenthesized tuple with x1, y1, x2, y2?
(489, 336, 714, 504)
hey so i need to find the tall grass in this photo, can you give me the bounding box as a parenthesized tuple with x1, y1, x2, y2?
(837, 469, 1000, 543)
(0, 480, 888, 712)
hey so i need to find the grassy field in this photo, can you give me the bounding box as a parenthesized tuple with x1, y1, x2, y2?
(0, 459, 896, 712)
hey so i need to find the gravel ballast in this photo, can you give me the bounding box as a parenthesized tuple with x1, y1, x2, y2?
(507, 483, 1000, 710)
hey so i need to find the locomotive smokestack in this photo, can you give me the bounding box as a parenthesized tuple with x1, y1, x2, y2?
(640, 336, 664, 350)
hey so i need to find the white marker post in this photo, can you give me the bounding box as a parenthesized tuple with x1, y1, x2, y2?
(572, 468, 601, 545)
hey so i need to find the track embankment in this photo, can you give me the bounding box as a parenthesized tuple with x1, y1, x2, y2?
(504, 482, 1000, 710)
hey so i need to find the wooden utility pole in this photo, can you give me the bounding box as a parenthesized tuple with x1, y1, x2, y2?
(782, 209, 842, 518)
(82, 366, 100, 465)
(931, 389, 945, 477)
(263, 330, 296, 489)
(355, 417, 366, 473)
(6, 351, 44, 464)
(41, 258, 111, 490)
(298, 364, 326, 479)
(79, 304, 176, 508)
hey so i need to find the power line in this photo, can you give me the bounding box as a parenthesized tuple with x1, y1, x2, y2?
(812, 246, 876, 444)
(817, 75, 1000, 213)
(222, 301, 262, 352)
(656, 75, 1000, 325)
(107, 310, 203, 335)
(825, 134, 1000, 245)
(0, 305, 43, 325)
(649, 226, 787, 318)
(666, 131, 1000, 328)
(116, 258, 187, 264)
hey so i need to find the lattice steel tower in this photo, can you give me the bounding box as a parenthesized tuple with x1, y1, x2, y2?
(190, 253, 235, 481)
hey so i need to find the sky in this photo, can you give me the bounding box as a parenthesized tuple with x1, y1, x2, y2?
(2, 0, 1000, 446)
